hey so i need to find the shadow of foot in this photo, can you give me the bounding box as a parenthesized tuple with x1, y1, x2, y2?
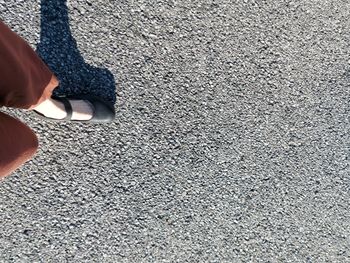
(37, 0, 116, 105)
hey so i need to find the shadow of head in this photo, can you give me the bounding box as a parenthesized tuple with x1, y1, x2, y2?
(36, 0, 116, 105)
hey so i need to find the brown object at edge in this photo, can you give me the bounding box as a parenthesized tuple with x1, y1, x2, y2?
(0, 20, 58, 178)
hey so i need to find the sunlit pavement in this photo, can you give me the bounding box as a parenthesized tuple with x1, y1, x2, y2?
(0, 1, 349, 262)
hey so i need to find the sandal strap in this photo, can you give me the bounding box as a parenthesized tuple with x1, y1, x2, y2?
(59, 97, 73, 120)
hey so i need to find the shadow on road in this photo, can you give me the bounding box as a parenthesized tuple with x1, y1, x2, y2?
(37, 0, 116, 104)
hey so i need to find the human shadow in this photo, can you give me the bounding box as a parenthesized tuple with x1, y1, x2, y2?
(36, 0, 116, 105)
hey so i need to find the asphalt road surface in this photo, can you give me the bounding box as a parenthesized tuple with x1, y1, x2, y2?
(0, 1, 349, 262)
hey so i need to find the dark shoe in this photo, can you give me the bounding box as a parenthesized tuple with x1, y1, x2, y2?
(33, 94, 115, 123)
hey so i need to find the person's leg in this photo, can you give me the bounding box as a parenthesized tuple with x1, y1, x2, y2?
(0, 20, 55, 109)
(0, 20, 94, 120)
(0, 112, 39, 178)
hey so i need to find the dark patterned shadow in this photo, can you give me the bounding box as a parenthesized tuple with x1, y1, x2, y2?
(37, 0, 116, 104)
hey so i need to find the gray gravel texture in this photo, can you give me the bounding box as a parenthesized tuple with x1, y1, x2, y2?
(0, 0, 349, 262)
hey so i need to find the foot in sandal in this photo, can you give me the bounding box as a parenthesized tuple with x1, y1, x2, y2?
(33, 95, 115, 123)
